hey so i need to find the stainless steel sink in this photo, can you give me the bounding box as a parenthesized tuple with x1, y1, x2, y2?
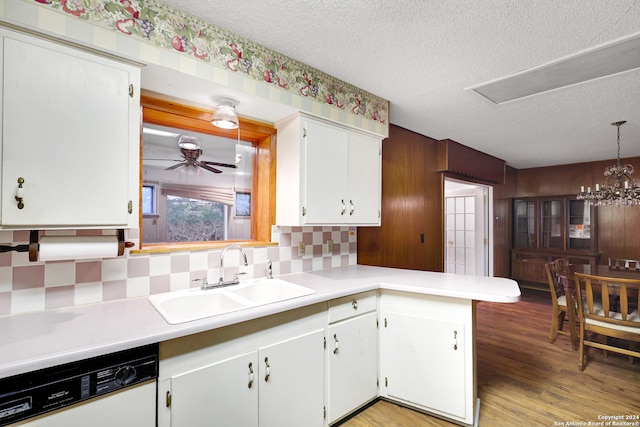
(149, 278, 315, 324)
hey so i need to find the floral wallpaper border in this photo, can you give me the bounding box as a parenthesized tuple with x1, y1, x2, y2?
(30, 0, 389, 125)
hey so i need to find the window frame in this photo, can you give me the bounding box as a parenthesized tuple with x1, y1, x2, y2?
(235, 191, 251, 218)
(135, 94, 277, 253)
(141, 183, 158, 216)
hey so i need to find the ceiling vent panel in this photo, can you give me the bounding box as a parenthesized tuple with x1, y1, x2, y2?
(468, 33, 640, 104)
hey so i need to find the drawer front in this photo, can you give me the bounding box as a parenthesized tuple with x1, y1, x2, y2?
(329, 291, 377, 323)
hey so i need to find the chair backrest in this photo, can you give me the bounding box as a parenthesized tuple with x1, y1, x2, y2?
(545, 258, 569, 303)
(574, 272, 640, 328)
(608, 257, 640, 272)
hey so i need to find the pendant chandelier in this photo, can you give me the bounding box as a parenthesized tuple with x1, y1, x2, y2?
(577, 120, 640, 207)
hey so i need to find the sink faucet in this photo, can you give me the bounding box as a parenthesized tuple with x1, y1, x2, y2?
(267, 259, 273, 279)
(219, 244, 248, 286)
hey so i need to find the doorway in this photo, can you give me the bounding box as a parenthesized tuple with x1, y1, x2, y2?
(444, 178, 492, 276)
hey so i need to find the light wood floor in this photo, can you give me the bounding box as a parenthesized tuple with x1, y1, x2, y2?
(337, 288, 640, 426)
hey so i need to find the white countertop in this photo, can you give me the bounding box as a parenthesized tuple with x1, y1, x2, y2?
(0, 265, 520, 378)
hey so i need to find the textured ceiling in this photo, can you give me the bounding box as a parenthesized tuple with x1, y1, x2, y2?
(152, 0, 640, 169)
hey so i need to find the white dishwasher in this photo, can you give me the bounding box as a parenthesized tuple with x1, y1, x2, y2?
(0, 344, 158, 427)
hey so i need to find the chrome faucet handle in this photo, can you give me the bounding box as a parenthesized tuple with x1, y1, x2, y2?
(267, 259, 273, 279)
(193, 277, 210, 289)
(233, 272, 247, 282)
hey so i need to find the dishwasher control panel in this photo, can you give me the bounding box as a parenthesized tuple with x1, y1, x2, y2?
(0, 344, 158, 426)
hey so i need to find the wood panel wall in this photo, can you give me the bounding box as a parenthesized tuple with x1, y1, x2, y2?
(358, 123, 640, 276)
(357, 125, 444, 271)
(492, 166, 518, 277)
(515, 158, 640, 264)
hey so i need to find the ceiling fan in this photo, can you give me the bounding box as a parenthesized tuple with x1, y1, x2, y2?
(147, 135, 238, 174)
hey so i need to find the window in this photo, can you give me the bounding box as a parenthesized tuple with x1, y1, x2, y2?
(142, 184, 156, 215)
(166, 195, 226, 241)
(138, 95, 276, 250)
(235, 192, 251, 217)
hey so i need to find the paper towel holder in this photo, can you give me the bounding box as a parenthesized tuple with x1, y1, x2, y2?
(0, 229, 134, 262)
(0, 230, 39, 260)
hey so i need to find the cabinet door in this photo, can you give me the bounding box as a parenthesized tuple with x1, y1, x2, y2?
(166, 351, 259, 427)
(540, 199, 563, 249)
(328, 312, 378, 424)
(259, 329, 325, 427)
(513, 199, 537, 248)
(383, 312, 466, 420)
(1, 31, 138, 227)
(567, 199, 593, 250)
(347, 133, 381, 224)
(303, 118, 349, 224)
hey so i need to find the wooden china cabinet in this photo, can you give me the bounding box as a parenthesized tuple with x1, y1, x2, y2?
(510, 196, 599, 289)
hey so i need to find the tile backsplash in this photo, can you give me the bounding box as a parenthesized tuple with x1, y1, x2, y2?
(0, 226, 357, 317)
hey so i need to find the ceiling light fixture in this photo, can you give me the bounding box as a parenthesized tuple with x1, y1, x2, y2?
(211, 98, 239, 129)
(577, 121, 640, 207)
(177, 135, 200, 150)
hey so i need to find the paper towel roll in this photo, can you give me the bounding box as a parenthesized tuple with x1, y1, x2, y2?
(38, 235, 121, 261)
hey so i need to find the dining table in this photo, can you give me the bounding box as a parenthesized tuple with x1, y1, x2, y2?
(568, 264, 640, 280)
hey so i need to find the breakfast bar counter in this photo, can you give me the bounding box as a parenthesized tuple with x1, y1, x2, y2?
(0, 265, 520, 379)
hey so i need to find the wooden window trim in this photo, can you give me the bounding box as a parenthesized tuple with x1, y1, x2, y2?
(134, 93, 277, 253)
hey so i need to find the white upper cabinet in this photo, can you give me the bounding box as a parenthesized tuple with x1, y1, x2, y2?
(276, 113, 381, 226)
(0, 28, 140, 229)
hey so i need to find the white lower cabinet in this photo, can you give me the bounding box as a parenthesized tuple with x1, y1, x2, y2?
(168, 351, 259, 427)
(158, 305, 326, 427)
(379, 290, 476, 426)
(327, 312, 378, 424)
(259, 330, 325, 427)
(158, 289, 477, 427)
(327, 291, 378, 425)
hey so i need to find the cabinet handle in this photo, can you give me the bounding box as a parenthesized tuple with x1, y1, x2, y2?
(349, 200, 355, 216)
(333, 333, 339, 354)
(453, 330, 458, 351)
(264, 357, 270, 382)
(15, 177, 25, 210)
(352, 300, 358, 310)
(341, 200, 346, 215)
(248, 362, 254, 388)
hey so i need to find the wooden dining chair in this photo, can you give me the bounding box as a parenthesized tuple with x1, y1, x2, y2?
(544, 258, 577, 350)
(608, 257, 640, 272)
(573, 273, 640, 371)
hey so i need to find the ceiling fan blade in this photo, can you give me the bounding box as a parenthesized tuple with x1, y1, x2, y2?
(143, 159, 183, 162)
(201, 161, 238, 169)
(197, 162, 222, 174)
(165, 162, 185, 170)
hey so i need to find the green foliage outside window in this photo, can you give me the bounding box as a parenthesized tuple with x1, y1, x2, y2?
(166, 196, 225, 241)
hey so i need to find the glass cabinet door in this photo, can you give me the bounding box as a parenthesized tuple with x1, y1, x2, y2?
(540, 199, 563, 249)
(514, 200, 537, 248)
(568, 199, 592, 250)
